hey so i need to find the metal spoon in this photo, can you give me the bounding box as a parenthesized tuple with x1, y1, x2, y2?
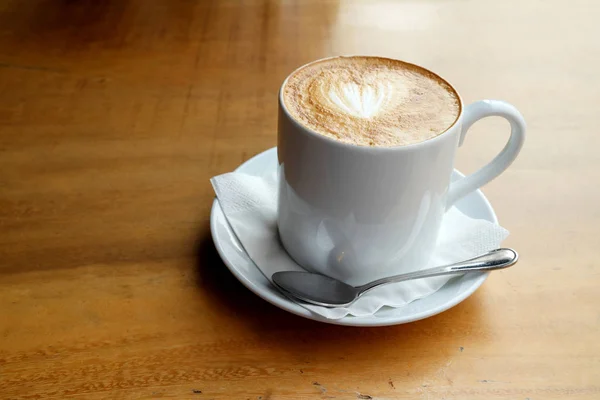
(272, 248, 518, 307)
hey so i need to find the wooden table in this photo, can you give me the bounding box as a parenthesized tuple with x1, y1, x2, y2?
(1, 1, 598, 399)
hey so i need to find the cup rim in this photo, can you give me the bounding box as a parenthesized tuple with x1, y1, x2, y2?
(279, 55, 464, 152)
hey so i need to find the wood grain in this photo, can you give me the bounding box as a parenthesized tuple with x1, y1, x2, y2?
(1, 0, 598, 399)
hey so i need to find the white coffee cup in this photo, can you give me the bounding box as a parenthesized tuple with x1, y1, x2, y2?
(277, 58, 525, 286)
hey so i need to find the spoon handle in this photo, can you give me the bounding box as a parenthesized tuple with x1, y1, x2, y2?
(358, 248, 518, 293)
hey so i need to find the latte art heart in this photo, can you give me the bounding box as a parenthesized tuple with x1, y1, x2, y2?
(324, 81, 395, 118)
(283, 56, 460, 147)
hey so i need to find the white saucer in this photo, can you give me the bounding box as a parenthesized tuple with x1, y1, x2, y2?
(210, 147, 498, 327)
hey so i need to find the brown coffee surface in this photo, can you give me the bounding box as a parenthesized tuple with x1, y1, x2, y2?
(282, 56, 461, 147)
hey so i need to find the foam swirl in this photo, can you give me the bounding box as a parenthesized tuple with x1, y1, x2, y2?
(324, 81, 393, 118)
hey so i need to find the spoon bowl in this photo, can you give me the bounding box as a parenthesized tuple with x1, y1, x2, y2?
(273, 271, 359, 307)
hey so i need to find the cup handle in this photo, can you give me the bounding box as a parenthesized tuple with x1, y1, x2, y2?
(446, 100, 526, 208)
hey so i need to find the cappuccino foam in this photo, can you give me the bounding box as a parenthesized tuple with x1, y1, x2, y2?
(282, 56, 461, 147)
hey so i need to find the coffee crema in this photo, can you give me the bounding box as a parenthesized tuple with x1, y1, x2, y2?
(282, 56, 461, 147)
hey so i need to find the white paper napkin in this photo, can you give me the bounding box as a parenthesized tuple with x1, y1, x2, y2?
(211, 169, 509, 319)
